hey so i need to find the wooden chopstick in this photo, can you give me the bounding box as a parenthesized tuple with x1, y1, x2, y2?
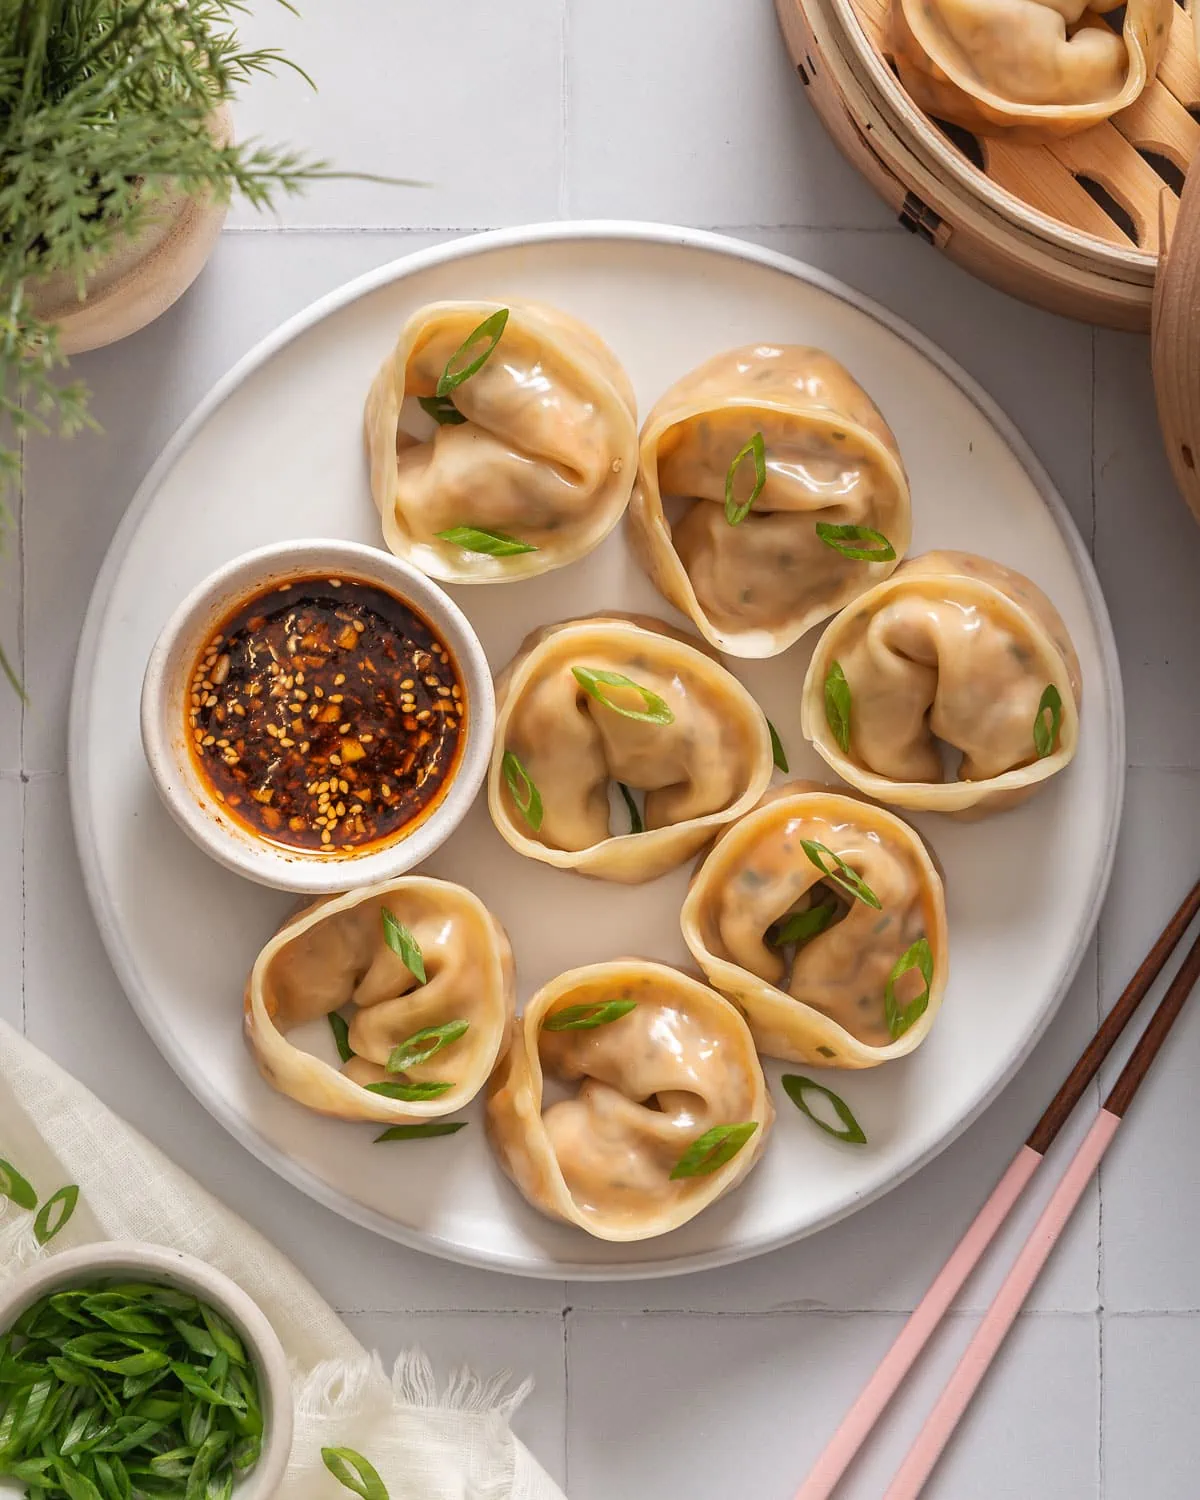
(796, 874, 1200, 1500)
(883, 925, 1200, 1498)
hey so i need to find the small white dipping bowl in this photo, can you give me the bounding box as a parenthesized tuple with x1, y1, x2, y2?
(0, 1242, 293, 1499)
(141, 539, 494, 894)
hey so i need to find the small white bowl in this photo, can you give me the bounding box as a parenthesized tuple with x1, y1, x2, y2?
(0, 1242, 293, 1499)
(141, 539, 495, 893)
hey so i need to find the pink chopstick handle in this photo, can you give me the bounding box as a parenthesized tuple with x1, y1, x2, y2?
(795, 1146, 1042, 1500)
(882, 1109, 1122, 1500)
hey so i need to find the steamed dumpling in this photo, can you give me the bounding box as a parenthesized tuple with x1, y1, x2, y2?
(681, 784, 949, 1067)
(629, 345, 911, 657)
(244, 877, 514, 1122)
(801, 551, 1082, 816)
(486, 960, 773, 1240)
(488, 613, 774, 882)
(889, 0, 1171, 138)
(364, 299, 638, 582)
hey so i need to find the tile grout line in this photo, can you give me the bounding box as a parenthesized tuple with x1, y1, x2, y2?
(1097, 1310, 1106, 1497)
(335, 1307, 566, 1319)
(18, 770, 26, 1036)
(215, 222, 912, 236)
(555, 1307, 1097, 1320)
(17, 414, 27, 1035)
(1089, 326, 1097, 557)
(1094, 851, 1107, 1497)
(559, 0, 570, 219)
(560, 1305, 571, 1495)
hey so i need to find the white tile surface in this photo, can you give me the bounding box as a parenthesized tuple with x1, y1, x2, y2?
(342, 1312, 567, 1489)
(0, 486, 20, 772)
(8, 0, 1200, 1491)
(567, 1311, 1099, 1499)
(1094, 332, 1200, 768)
(567, 0, 891, 229)
(225, 1, 563, 229)
(1103, 1316, 1200, 1499)
(0, 777, 20, 1028)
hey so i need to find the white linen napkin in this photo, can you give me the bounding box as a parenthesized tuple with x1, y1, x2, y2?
(0, 1020, 566, 1500)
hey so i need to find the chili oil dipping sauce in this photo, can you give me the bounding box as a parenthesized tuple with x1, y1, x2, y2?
(142, 541, 495, 894)
(188, 577, 464, 853)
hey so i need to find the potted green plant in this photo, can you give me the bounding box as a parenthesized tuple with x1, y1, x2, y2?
(0, 0, 367, 694)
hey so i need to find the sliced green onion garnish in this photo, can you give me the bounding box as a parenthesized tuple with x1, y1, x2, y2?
(543, 1000, 638, 1031)
(782, 1075, 867, 1144)
(770, 902, 837, 949)
(436, 525, 538, 556)
(767, 717, 789, 773)
(375, 1123, 467, 1143)
(824, 660, 852, 754)
(0, 1157, 37, 1211)
(670, 1122, 758, 1179)
(33, 1185, 79, 1246)
(815, 522, 896, 562)
(617, 782, 644, 834)
(417, 394, 468, 426)
(435, 308, 509, 396)
(884, 937, 934, 1039)
(387, 1019, 469, 1074)
(800, 839, 881, 909)
(572, 667, 675, 725)
(322, 1447, 391, 1500)
(503, 750, 543, 831)
(329, 1012, 355, 1063)
(724, 432, 766, 525)
(381, 909, 426, 983)
(1033, 684, 1063, 759)
(364, 1080, 453, 1101)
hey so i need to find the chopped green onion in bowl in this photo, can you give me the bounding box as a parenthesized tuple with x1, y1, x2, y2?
(0, 1243, 292, 1500)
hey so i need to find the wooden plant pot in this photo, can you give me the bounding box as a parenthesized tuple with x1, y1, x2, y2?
(775, 0, 1200, 329)
(27, 105, 232, 355)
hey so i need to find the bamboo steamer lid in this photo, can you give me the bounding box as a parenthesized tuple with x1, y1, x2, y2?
(774, 0, 1200, 329)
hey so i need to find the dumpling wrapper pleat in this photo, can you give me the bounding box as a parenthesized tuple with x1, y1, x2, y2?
(486, 960, 773, 1241)
(681, 784, 950, 1068)
(629, 344, 911, 658)
(488, 613, 774, 883)
(364, 299, 637, 583)
(244, 877, 514, 1122)
(800, 551, 1081, 817)
(889, 0, 1172, 139)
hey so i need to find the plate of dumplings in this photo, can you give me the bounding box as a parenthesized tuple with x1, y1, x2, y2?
(71, 224, 1123, 1277)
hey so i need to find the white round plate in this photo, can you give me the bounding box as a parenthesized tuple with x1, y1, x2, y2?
(70, 224, 1124, 1279)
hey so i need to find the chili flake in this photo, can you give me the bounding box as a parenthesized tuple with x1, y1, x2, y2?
(187, 576, 465, 853)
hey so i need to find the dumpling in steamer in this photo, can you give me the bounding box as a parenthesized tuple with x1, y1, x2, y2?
(629, 345, 911, 657)
(681, 784, 949, 1068)
(364, 299, 638, 582)
(801, 551, 1082, 817)
(486, 960, 773, 1240)
(245, 877, 514, 1123)
(488, 613, 774, 883)
(889, 0, 1171, 139)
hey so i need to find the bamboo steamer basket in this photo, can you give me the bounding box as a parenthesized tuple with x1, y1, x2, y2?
(1153, 159, 1200, 519)
(775, 0, 1200, 329)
